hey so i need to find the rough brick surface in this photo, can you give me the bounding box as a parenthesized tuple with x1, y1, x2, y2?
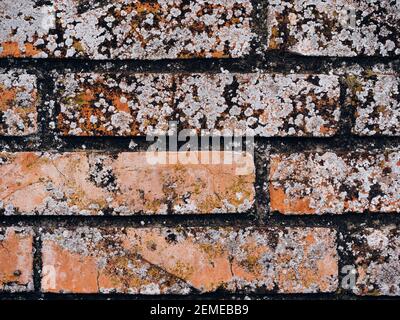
(345, 226, 400, 296)
(267, 0, 400, 56)
(56, 72, 341, 136)
(0, 151, 255, 215)
(0, 70, 38, 136)
(0, 0, 254, 59)
(0, 0, 56, 58)
(270, 149, 400, 214)
(41, 227, 338, 294)
(347, 72, 400, 136)
(0, 227, 34, 292)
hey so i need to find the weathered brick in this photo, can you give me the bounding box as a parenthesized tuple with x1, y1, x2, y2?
(0, 71, 38, 136)
(56, 72, 341, 136)
(0, 0, 56, 58)
(344, 226, 400, 296)
(41, 227, 338, 294)
(346, 72, 400, 136)
(270, 149, 400, 214)
(0, 227, 34, 292)
(267, 0, 400, 56)
(0, 151, 255, 215)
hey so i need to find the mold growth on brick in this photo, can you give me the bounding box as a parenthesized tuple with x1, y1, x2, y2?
(41, 227, 338, 294)
(346, 70, 400, 136)
(41, 227, 193, 294)
(0, 70, 38, 136)
(269, 149, 400, 214)
(345, 226, 400, 296)
(0, 0, 56, 58)
(55, 0, 255, 59)
(267, 0, 400, 56)
(0, 151, 255, 215)
(56, 72, 341, 137)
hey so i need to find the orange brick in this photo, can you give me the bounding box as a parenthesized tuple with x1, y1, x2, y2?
(56, 72, 341, 137)
(0, 151, 255, 215)
(0, 227, 34, 292)
(270, 150, 400, 214)
(0, 71, 38, 136)
(41, 227, 338, 294)
(0, 0, 254, 59)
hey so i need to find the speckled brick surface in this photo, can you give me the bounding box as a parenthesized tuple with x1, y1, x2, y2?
(56, 72, 341, 136)
(0, 151, 255, 215)
(267, 0, 400, 56)
(0, 0, 254, 59)
(0, 70, 38, 136)
(41, 227, 337, 294)
(1, 0, 400, 301)
(0, 227, 34, 292)
(347, 71, 400, 136)
(270, 149, 400, 214)
(344, 226, 400, 296)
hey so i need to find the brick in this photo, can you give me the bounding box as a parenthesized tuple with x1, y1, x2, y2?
(41, 227, 338, 294)
(269, 149, 400, 214)
(344, 226, 400, 296)
(0, 0, 56, 58)
(0, 151, 255, 215)
(346, 72, 400, 136)
(56, 72, 341, 137)
(0, 227, 34, 292)
(59, 0, 254, 59)
(267, 0, 400, 57)
(0, 71, 38, 136)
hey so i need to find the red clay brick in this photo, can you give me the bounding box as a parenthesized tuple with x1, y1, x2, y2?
(0, 227, 34, 292)
(0, 151, 255, 215)
(56, 72, 341, 137)
(269, 149, 400, 214)
(41, 227, 338, 294)
(267, 0, 400, 56)
(345, 226, 400, 296)
(0, 70, 38, 136)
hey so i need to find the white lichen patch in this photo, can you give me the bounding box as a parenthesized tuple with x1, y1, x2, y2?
(270, 149, 400, 214)
(267, 0, 400, 56)
(56, 72, 340, 137)
(0, 70, 38, 136)
(41, 227, 193, 294)
(350, 73, 400, 136)
(347, 226, 400, 296)
(0, 0, 56, 58)
(55, 0, 254, 59)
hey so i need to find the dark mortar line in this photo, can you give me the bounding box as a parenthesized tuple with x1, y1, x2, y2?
(0, 291, 399, 301)
(0, 54, 398, 74)
(32, 228, 43, 293)
(0, 135, 399, 152)
(0, 212, 398, 229)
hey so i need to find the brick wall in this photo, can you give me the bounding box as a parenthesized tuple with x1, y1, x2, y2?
(0, 0, 399, 299)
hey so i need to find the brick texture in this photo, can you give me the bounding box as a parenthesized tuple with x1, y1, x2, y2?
(0, 0, 399, 301)
(0, 151, 254, 215)
(56, 72, 340, 136)
(267, 0, 400, 56)
(270, 149, 400, 214)
(0, 227, 34, 292)
(345, 226, 400, 296)
(347, 71, 400, 136)
(0, 70, 38, 136)
(41, 227, 337, 294)
(0, 0, 254, 59)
